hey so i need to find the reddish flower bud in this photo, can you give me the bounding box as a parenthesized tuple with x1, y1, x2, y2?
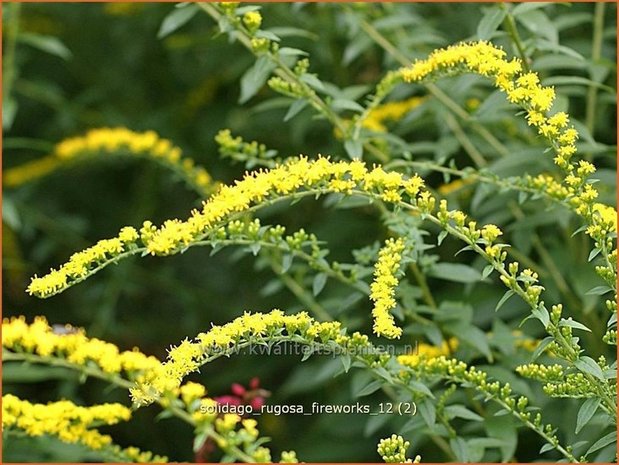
(249, 377, 261, 390)
(215, 395, 242, 406)
(250, 396, 265, 410)
(231, 383, 246, 397)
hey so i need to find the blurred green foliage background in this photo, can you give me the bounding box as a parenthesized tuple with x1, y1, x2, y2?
(2, 2, 616, 462)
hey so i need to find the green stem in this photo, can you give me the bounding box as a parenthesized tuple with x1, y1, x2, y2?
(427, 83, 511, 158)
(197, 3, 347, 136)
(585, 2, 606, 136)
(268, 255, 333, 321)
(3, 350, 134, 388)
(443, 112, 487, 168)
(355, 15, 510, 158)
(355, 12, 411, 66)
(410, 262, 438, 310)
(3, 2, 21, 115)
(506, 201, 581, 308)
(501, 4, 530, 73)
(385, 159, 570, 224)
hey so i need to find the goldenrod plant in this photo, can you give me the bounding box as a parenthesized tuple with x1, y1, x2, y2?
(3, 2, 616, 462)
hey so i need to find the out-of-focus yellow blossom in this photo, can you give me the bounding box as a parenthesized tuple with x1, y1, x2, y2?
(438, 178, 473, 195)
(103, 2, 144, 16)
(465, 98, 480, 111)
(28, 156, 432, 298)
(192, 398, 219, 423)
(215, 413, 241, 433)
(179, 381, 207, 405)
(241, 418, 259, 439)
(370, 238, 406, 339)
(363, 96, 426, 132)
(2, 394, 131, 450)
(4, 127, 215, 197)
(511, 330, 546, 353)
(2, 394, 165, 462)
(2, 394, 130, 447)
(2, 395, 127, 447)
(3, 156, 61, 187)
(185, 77, 220, 117)
(397, 338, 457, 367)
(333, 96, 424, 139)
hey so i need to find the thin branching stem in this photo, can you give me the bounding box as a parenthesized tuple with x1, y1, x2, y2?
(585, 2, 606, 140)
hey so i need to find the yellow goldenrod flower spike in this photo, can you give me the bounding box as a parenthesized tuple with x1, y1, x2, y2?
(2, 394, 130, 447)
(27, 156, 430, 298)
(2, 394, 165, 462)
(370, 237, 406, 339)
(399, 41, 615, 291)
(399, 41, 578, 174)
(130, 309, 366, 406)
(4, 127, 215, 197)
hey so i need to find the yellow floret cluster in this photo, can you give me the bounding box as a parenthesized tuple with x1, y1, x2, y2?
(2, 315, 161, 375)
(242, 11, 262, 33)
(3, 394, 166, 462)
(28, 156, 428, 298)
(370, 237, 406, 339)
(590, 203, 618, 235)
(377, 434, 418, 463)
(4, 127, 214, 196)
(2, 394, 129, 450)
